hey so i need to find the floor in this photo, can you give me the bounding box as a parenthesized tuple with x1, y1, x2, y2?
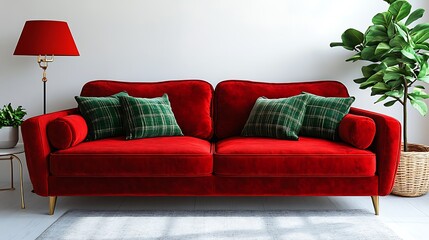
(0, 181, 428, 240)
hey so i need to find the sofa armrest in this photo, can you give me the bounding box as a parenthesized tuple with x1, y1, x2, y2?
(21, 108, 78, 196)
(349, 107, 401, 195)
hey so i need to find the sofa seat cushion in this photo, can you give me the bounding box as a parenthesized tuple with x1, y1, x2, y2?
(50, 136, 213, 177)
(214, 137, 375, 177)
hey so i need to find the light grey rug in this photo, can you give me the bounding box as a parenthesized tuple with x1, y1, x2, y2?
(37, 210, 401, 240)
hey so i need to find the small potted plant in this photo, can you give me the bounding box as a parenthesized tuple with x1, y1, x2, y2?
(331, 0, 429, 196)
(0, 103, 27, 148)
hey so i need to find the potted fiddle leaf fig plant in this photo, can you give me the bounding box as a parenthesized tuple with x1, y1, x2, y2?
(0, 103, 26, 148)
(330, 0, 429, 196)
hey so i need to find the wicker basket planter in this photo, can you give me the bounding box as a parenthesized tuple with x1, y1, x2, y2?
(392, 143, 429, 197)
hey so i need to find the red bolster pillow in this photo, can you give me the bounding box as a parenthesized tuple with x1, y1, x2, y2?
(338, 114, 376, 149)
(47, 115, 88, 150)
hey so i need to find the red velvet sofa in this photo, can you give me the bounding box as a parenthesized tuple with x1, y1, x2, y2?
(21, 80, 401, 215)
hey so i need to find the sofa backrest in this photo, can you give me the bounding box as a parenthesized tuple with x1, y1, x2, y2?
(80, 80, 214, 140)
(214, 80, 350, 139)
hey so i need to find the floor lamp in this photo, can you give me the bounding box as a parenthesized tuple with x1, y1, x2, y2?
(14, 20, 79, 114)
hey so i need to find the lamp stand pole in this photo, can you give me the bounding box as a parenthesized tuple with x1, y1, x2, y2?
(37, 55, 54, 115)
(43, 81, 46, 115)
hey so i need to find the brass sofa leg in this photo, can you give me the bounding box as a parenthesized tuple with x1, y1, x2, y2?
(49, 196, 57, 215)
(371, 196, 379, 215)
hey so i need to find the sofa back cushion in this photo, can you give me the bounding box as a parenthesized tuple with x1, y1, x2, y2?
(214, 80, 350, 139)
(80, 80, 213, 140)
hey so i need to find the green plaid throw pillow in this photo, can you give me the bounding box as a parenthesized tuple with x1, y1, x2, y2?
(300, 92, 355, 140)
(75, 91, 128, 141)
(241, 94, 310, 140)
(119, 94, 183, 139)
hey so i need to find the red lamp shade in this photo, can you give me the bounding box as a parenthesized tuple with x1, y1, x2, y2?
(14, 20, 79, 56)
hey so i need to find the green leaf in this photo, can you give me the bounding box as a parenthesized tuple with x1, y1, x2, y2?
(361, 81, 378, 89)
(375, 63, 389, 72)
(375, 42, 391, 56)
(373, 82, 391, 91)
(387, 22, 396, 38)
(371, 82, 391, 95)
(384, 72, 403, 82)
(394, 23, 410, 42)
(383, 0, 399, 4)
(404, 63, 415, 75)
(361, 46, 377, 61)
(384, 100, 397, 107)
(365, 25, 389, 43)
(341, 28, 364, 50)
(362, 64, 379, 78)
(397, 56, 419, 67)
(405, 8, 425, 26)
(415, 43, 429, 51)
(375, 95, 388, 103)
(385, 65, 401, 73)
(410, 23, 429, 43)
(346, 53, 362, 62)
(372, 12, 393, 26)
(387, 79, 403, 89)
(401, 48, 416, 60)
(386, 89, 404, 98)
(389, 35, 409, 49)
(382, 57, 400, 67)
(330, 42, 344, 48)
(410, 99, 428, 115)
(388, 0, 412, 22)
(410, 23, 429, 33)
(372, 88, 388, 96)
(418, 62, 428, 78)
(360, 71, 384, 89)
(418, 54, 429, 66)
(411, 88, 429, 99)
(418, 76, 429, 83)
(354, 78, 368, 84)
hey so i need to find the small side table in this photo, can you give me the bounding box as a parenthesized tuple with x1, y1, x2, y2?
(0, 143, 25, 209)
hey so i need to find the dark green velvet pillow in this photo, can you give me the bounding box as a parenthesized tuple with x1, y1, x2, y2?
(300, 92, 355, 140)
(119, 94, 183, 140)
(75, 92, 128, 141)
(241, 94, 310, 140)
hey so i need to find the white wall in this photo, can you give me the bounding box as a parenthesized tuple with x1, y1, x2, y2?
(1, 0, 428, 182)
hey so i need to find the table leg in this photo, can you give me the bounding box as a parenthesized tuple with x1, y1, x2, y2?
(11, 155, 25, 209)
(0, 154, 25, 209)
(0, 156, 15, 191)
(10, 157, 14, 189)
